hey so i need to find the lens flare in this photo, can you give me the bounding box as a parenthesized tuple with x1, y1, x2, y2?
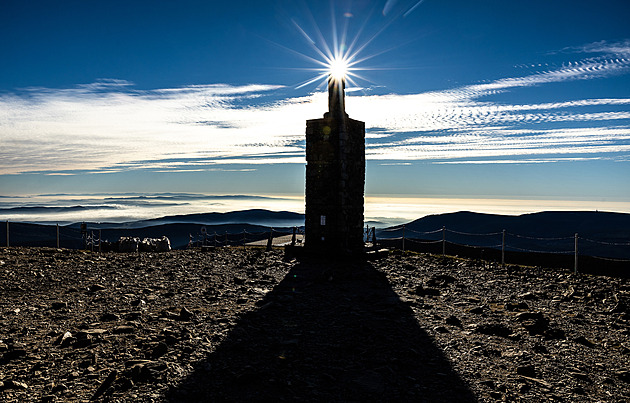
(328, 56, 349, 80)
(287, 1, 424, 91)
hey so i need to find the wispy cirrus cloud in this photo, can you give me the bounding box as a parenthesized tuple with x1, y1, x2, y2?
(562, 39, 630, 58)
(347, 43, 630, 163)
(1, 40, 629, 174)
(0, 80, 312, 174)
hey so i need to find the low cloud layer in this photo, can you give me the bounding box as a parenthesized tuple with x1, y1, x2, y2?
(1, 40, 629, 175)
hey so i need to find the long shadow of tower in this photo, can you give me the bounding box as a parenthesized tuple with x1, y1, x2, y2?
(305, 75, 365, 254)
(165, 258, 476, 401)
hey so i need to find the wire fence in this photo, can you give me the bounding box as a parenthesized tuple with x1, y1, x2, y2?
(1, 220, 303, 252)
(375, 224, 630, 274)
(3, 220, 630, 274)
(187, 227, 302, 249)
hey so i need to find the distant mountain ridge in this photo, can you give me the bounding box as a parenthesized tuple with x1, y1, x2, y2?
(137, 209, 305, 226)
(3, 209, 306, 249)
(398, 211, 630, 239)
(379, 211, 630, 259)
(2, 209, 629, 260)
(0, 205, 118, 213)
(82, 209, 306, 229)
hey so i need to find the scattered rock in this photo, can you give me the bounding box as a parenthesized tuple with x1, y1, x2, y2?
(2, 348, 27, 361)
(434, 325, 450, 333)
(519, 375, 552, 389)
(533, 343, 549, 355)
(92, 369, 118, 399)
(610, 301, 628, 314)
(445, 315, 463, 328)
(516, 311, 549, 335)
(544, 327, 566, 340)
(414, 285, 441, 296)
(571, 385, 586, 395)
(516, 364, 537, 377)
(112, 326, 135, 334)
(55, 331, 75, 347)
(2, 379, 28, 390)
(178, 307, 194, 321)
(468, 306, 486, 314)
(427, 274, 457, 288)
(100, 312, 120, 321)
(88, 284, 106, 293)
(233, 276, 246, 285)
(0, 247, 628, 402)
(570, 372, 591, 382)
(518, 292, 537, 300)
(617, 370, 630, 383)
(489, 391, 503, 399)
(51, 301, 67, 310)
(151, 342, 168, 358)
(475, 323, 513, 338)
(52, 383, 68, 393)
(573, 335, 596, 348)
(506, 302, 529, 311)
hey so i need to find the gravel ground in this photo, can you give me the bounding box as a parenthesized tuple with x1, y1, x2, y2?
(0, 246, 629, 402)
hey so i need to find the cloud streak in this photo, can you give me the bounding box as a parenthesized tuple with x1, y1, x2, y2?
(1, 40, 629, 174)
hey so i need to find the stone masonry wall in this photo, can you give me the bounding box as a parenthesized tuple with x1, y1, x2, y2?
(305, 116, 365, 253)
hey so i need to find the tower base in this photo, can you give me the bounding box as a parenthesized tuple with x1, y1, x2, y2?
(305, 115, 365, 254)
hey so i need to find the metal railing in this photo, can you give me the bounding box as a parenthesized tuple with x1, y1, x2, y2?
(3, 220, 629, 274)
(375, 224, 630, 273)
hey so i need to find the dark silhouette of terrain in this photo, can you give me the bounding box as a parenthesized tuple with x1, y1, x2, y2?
(1, 209, 305, 249)
(3, 210, 628, 269)
(0, 205, 118, 214)
(114, 209, 305, 229)
(379, 211, 630, 259)
(396, 211, 630, 241)
(166, 258, 475, 402)
(1, 222, 285, 250)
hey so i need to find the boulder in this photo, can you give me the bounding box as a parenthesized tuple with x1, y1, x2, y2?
(156, 236, 171, 252)
(119, 237, 140, 253)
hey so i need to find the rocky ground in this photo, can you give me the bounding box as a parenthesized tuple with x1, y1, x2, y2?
(0, 246, 629, 402)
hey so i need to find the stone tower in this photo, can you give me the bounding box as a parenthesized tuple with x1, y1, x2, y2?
(305, 75, 365, 254)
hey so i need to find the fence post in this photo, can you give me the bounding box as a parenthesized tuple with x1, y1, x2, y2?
(213, 232, 217, 247)
(99, 229, 102, 253)
(5, 220, 8, 247)
(372, 227, 377, 248)
(501, 229, 505, 266)
(402, 225, 406, 252)
(80, 222, 87, 249)
(242, 230, 247, 248)
(90, 231, 94, 252)
(266, 228, 274, 251)
(574, 233, 578, 274)
(291, 227, 297, 246)
(442, 226, 446, 256)
(57, 223, 60, 248)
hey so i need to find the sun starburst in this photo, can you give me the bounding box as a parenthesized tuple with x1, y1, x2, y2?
(328, 56, 350, 81)
(291, 44, 363, 90)
(284, 2, 421, 92)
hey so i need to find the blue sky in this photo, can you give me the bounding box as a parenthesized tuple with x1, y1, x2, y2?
(1, 0, 629, 220)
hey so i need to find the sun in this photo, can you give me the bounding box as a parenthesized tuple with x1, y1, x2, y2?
(328, 56, 350, 81)
(287, 5, 391, 91)
(285, 0, 430, 92)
